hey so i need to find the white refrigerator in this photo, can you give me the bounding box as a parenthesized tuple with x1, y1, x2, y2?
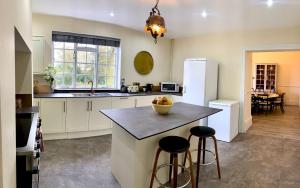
(182, 58, 218, 125)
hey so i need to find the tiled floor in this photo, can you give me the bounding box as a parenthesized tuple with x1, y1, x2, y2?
(40, 106, 300, 188)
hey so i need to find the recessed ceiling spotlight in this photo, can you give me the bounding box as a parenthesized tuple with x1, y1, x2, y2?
(201, 10, 207, 18)
(267, 0, 273, 7)
(110, 11, 115, 17)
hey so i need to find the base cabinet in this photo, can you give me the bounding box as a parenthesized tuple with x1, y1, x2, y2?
(66, 99, 90, 132)
(37, 94, 181, 140)
(111, 97, 136, 109)
(89, 98, 112, 130)
(40, 99, 66, 134)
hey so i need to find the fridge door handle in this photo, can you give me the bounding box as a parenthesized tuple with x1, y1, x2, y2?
(183, 86, 187, 94)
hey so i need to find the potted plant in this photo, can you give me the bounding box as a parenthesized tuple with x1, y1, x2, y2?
(43, 64, 57, 92)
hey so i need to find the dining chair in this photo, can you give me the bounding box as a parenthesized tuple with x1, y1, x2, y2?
(274, 93, 285, 113)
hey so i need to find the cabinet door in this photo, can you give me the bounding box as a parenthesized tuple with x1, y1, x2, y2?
(171, 95, 183, 103)
(66, 99, 90, 132)
(32, 36, 44, 74)
(89, 98, 112, 130)
(40, 99, 66, 133)
(136, 96, 161, 107)
(111, 97, 136, 109)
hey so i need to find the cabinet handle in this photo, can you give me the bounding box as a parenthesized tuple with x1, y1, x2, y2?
(87, 101, 90, 111)
(37, 101, 40, 107)
(90, 101, 93, 111)
(63, 101, 66, 112)
(119, 97, 128, 99)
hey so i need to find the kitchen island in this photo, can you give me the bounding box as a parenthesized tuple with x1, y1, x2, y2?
(101, 102, 221, 188)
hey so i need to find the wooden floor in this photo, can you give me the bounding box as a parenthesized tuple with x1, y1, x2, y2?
(249, 105, 300, 140)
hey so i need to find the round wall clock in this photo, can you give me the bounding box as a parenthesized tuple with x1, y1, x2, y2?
(134, 51, 154, 75)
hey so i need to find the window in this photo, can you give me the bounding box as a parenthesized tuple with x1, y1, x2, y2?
(52, 31, 121, 89)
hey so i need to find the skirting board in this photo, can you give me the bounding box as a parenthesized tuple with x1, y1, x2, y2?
(43, 129, 112, 140)
(243, 116, 253, 133)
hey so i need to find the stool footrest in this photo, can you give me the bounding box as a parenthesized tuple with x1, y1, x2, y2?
(155, 163, 191, 188)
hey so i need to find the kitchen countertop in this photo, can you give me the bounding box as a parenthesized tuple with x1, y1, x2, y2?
(34, 91, 182, 98)
(100, 102, 222, 140)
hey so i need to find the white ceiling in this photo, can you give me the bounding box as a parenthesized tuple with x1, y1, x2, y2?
(32, 0, 300, 38)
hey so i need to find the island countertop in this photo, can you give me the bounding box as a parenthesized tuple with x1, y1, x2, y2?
(100, 102, 222, 140)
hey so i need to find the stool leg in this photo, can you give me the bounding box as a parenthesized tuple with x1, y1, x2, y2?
(187, 150, 196, 188)
(182, 134, 192, 173)
(196, 137, 202, 187)
(172, 154, 178, 188)
(212, 136, 221, 179)
(169, 154, 174, 183)
(202, 137, 206, 164)
(150, 148, 162, 188)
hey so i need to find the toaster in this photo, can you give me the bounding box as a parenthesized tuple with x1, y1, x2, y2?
(127, 85, 139, 93)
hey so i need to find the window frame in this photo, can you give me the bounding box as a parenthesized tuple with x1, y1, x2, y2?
(52, 42, 121, 90)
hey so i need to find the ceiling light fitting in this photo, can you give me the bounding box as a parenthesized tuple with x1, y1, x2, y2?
(144, 0, 166, 44)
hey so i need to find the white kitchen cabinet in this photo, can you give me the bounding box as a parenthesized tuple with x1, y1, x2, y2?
(171, 95, 182, 103)
(32, 36, 45, 74)
(66, 98, 90, 132)
(89, 98, 112, 130)
(111, 97, 136, 109)
(40, 99, 66, 133)
(136, 95, 161, 107)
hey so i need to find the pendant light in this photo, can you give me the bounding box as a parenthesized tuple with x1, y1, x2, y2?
(144, 0, 166, 44)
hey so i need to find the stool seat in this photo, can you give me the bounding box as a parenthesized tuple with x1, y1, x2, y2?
(190, 126, 215, 137)
(159, 136, 190, 153)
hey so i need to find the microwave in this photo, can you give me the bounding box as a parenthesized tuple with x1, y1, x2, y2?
(161, 82, 180, 93)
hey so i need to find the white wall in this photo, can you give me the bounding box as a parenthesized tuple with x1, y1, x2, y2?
(0, 0, 32, 187)
(171, 26, 300, 131)
(32, 14, 172, 86)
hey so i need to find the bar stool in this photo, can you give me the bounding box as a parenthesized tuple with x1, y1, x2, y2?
(183, 126, 221, 187)
(150, 136, 195, 188)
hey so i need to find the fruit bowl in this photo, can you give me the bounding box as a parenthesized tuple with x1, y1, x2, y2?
(152, 96, 173, 115)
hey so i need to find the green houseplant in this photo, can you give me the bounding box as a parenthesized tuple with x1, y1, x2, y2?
(43, 64, 57, 92)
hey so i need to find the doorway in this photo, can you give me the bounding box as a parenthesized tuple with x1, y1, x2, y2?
(243, 49, 300, 140)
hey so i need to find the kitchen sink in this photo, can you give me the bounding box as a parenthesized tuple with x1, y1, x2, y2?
(108, 92, 147, 97)
(71, 93, 110, 97)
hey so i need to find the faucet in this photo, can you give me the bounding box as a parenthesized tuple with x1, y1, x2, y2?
(88, 80, 95, 94)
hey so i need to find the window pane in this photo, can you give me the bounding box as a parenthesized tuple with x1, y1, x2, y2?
(54, 63, 64, 74)
(54, 75, 63, 88)
(76, 75, 93, 88)
(97, 76, 106, 88)
(87, 52, 96, 64)
(107, 66, 115, 77)
(64, 74, 73, 88)
(54, 49, 64, 62)
(64, 63, 74, 74)
(87, 44, 96, 49)
(65, 42, 74, 49)
(77, 43, 86, 48)
(107, 47, 115, 54)
(77, 64, 94, 75)
(77, 51, 87, 63)
(99, 52, 107, 64)
(98, 66, 106, 76)
(107, 77, 115, 88)
(64, 50, 74, 62)
(99, 46, 107, 53)
(107, 54, 115, 65)
(53, 42, 64, 49)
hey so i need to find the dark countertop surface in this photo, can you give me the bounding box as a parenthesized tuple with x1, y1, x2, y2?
(34, 92, 182, 98)
(16, 106, 39, 114)
(100, 102, 222, 140)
